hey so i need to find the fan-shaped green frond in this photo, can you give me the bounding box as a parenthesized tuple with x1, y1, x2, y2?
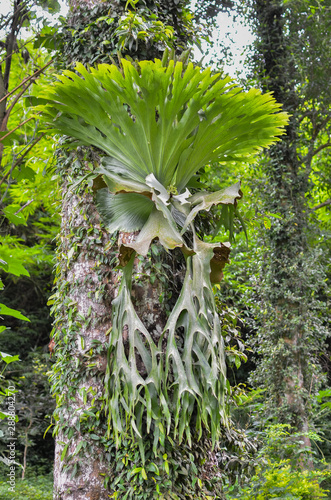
(36, 59, 288, 191)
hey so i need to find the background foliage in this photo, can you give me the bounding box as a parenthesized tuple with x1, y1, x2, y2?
(0, 0, 330, 498)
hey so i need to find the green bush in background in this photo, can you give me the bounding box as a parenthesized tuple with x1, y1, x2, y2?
(223, 424, 331, 499)
(227, 461, 330, 499)
(0, 474, 53, 500)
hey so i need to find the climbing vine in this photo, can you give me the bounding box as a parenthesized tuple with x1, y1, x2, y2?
(245, 0, 331, 437)
(37, 0, 198, 68)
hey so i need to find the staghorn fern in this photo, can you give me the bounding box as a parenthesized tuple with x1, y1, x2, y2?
(35, 58, 288, 452)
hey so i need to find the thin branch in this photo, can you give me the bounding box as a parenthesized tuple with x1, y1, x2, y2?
(311, 142, 331, 157)
(0, 39, 31, 66)
(0, 0, 32, 31)
(312, 199, 331, 211)
(1, 81, 33, 132)
(1, 0, 34, 97)
(302, 141, 331, 167)
(0, 133, 44, 188)
(0, 60, 53, 105)
(314, 115, 331, 139)
(4, 80, 33, 121)
(0, 16, 12, 32)
(14, 199, 34, 214)
(0, 112, 41, 142)
(302, 112, 331, 178)
(298, 110, 312, 124)
(3, 16, 17, 93)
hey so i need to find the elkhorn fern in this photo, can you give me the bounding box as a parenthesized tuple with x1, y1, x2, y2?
(36, 59, 288, 451)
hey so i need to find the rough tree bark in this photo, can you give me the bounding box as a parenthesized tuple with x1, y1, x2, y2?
(52, 160, 117, 499)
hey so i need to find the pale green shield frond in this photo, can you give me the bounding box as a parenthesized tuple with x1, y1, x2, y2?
(125, 206, 185, 256)
(193, 237, 231, 284)
(36, 59, 288, 190)
(181, 182, 242, 233)
(96, 189, 154, 232)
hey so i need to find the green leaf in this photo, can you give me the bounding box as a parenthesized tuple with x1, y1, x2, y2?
(0, 352, 20, 364)
(89, 434, 101, 440)
(2, 206, 27, 226)
(0, 132, 17, 147)
(264, 217, 271, 229)
(0, 303, 30, 322)
(33, 26, 60, 50)
(61, 443, 69, 461)
(0, 252, 29, 277)
(0, 411, 18, 420)
(132, 467, 143, 475)
(12, 166, 36, 181)
(267, 212, 282, 219)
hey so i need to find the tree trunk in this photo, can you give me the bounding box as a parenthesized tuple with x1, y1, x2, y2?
(250, 0, 322, 463)
(51, 154, 116, 499)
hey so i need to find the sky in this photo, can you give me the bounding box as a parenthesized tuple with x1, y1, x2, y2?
(0, 0, 253, 77)
(192, 6, 253, 76)
(0, 0, 13, 16)
(0, 0, 68, 37)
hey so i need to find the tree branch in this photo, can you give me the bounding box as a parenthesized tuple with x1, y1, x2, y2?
(0, 112, 41, 142)
(0, 81, 33, 132)
(312, 199, 331, 211)
(314, 115, 331, 139)
(0, 133, 45, 188)
(302, 141, 331, 167)
(0, 60, 53, 105)
(0, 39, 31, 67)
(298, 109, 312, 124)
(311, 142, 331, 157)
(14, 199, 34, 214)
(0, 0, 31, 31)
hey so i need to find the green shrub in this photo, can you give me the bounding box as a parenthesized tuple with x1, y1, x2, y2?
(223, 424, 331, 500)
(226, 460, 330, 499)
(0, 474, 53, 500)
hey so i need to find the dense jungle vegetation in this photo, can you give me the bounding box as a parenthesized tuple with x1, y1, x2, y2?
(0, 0, 330, 498)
